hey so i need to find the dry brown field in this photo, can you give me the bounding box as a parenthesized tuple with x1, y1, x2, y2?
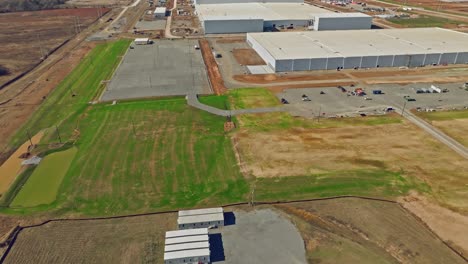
(277, 198, 466, 263)
(234, 115, 468, 213)
(0, 8, 108, 88)
(3, 213, 176, 264)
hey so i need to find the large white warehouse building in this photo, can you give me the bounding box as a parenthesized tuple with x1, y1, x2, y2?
(247, 28, 468, 72)
(196, 0, 372, 34)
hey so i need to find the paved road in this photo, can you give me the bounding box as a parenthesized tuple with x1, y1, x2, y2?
(186, 93, 286, 117)
(400, 108, 468, 159)
(165, 0, 181, 39)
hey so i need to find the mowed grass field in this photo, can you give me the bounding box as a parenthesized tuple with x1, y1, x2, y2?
(11, 148, 77, 207)
(55, 99, 248, 215)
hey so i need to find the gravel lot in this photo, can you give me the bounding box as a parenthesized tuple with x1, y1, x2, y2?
(214, 209, 306, 264)
(101, 39, 211, 101)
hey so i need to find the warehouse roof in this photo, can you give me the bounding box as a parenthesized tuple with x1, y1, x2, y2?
(197, 3, 331, 21)
(164, 248, 210, 260)
(164, 241, 210, 252)
(165, 235, 209, 245)
(247, 28, 468, 60)
(178, 207, 223, 217)
(178, 213, 224, 225)
(166, 228, 209, 238)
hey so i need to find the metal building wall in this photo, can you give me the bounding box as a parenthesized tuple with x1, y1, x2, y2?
(376, 55, 393, 67)
(455, 52, 468, 64)
(263, 19, 310, 30)
(344, 57, 361, 69)
(310, 58, 327, 70)
(247, 33, 277, 70)
(326, 57, 344, 70)
(314, 16, 372, 31)
(203, 19, 263, 34)
(439, 53, 457, 64)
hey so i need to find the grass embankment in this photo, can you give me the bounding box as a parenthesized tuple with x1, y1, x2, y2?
(415, 110, 468, 147)
(387, 16, 464, 27)
(11, 148, 77, 207)
(8, 39, 131, 149)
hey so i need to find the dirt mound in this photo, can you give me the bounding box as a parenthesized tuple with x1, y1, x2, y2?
(199, 39, 227, 95)
(233, 72, 348, 84)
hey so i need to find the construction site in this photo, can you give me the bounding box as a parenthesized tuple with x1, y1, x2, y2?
(0, 0, 467, 262)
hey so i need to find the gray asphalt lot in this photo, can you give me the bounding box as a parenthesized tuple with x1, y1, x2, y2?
(213, 209, 306, 264)
(277, 83, 468, 118)
(101, 39, 211, 101)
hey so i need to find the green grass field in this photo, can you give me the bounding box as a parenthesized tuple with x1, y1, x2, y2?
(11, 148, 77, 207)
(387, 16, 463, 28)
(416, 109, 468, 121)
(254, 170, 425, 202)
(229, 88, 280, 109)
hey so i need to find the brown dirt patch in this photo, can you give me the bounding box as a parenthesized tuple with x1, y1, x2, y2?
(199, 39, 227, 95)
(0, 8, 108, 88)
(266, 81, 356, 93)
(233, 72, 348, 84)
(399, 192, 468, 257)
(0, 132, 43, 195)
(216, 37, 246, 44)
(234, 120, 468, 212)
(277, 199, 466, 264)
(232, 49, 266, 66)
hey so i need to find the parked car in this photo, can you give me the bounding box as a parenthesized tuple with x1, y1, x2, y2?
(302, 94, 311, 101)
(281, 98, 289, 104)
(320, 91, 325, 95)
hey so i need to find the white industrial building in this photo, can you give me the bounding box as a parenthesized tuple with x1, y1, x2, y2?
(164, 228, 210, 264)
(154, 7, 167, 18)
(195, 1, 372, 34)
(178, 207, 224, 229)
(247, 27, 468, 72)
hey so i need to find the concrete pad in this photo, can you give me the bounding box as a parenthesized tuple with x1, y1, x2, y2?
(247, 65, 274, 74)
(135, 20, 166, 31)
(217, 209, 306, 264)
(101, 39, 211, 101)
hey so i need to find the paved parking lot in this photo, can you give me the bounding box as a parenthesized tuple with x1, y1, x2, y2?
(277, 83, 468, 118)
(101, 39, 211, 101)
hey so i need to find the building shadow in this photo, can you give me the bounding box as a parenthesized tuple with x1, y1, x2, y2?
(209, 233, 225, 262)
(224, 212, 236, 226)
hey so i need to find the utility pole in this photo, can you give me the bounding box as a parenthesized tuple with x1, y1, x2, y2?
(26, 130, 33, 147)
(36, 34, 45, 59)
(317, 106, 322, 123)
(401, 100, 407, 116)
(56, 126, 62, 143)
